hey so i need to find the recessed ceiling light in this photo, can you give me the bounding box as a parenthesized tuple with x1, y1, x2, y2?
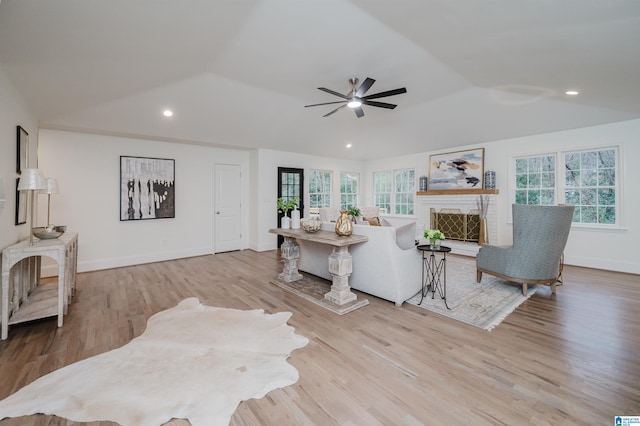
(346, 143, 352, 148)
(565, 91, 579, 96)
(163, 110, 173, 117)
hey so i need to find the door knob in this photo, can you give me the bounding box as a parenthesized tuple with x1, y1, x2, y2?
(216, 211, 220, 214)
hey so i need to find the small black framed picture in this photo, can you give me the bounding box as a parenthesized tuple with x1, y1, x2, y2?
(17, 125, 28, 173)
(15, 178, 27, 225)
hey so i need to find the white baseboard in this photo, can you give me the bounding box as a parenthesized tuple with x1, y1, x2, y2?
(40, 247, 213, 277)
(564, 255, 640, 275)
(251, 241, 277, 252)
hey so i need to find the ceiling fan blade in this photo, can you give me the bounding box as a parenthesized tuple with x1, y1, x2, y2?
(363, 87, 407, 100)
(355, 77, 375, 97)
(362, 99, 397, 109)
(354, 106, 365, 118)
(318, 87, 348, 99)
(305, 101, 346, 108)
(323, 104, 347, 117)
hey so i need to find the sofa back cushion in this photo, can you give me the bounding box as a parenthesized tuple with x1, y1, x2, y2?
(359, 206, 380, 218)
(321, 220, 416, 251)
(318, 207, 340, 222)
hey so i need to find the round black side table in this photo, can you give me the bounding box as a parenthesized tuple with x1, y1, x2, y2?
(416, 244, 451, 310)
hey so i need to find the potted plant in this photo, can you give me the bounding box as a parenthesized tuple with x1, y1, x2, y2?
(277, 196, 299, 229)
(347, 206, 361, 223)
(424, 229, 445, 248)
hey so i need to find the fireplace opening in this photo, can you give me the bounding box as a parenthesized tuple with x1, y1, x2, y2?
(430, 208, 480, 242)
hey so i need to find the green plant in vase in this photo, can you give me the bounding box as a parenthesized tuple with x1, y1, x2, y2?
(277, 196, 299, 228)
(347, 206, 361, 223)
(424, 229, 445, 248)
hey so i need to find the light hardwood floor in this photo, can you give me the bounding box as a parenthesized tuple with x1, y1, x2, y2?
(0, 250, 639, 425)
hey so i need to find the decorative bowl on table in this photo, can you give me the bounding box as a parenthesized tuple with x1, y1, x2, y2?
(33, 225, 66, 240)
(300, 219, 322, 233)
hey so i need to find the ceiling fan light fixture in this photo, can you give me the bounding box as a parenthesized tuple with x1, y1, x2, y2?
(306, 77, 406, 118)
(347, 98, 362, 108)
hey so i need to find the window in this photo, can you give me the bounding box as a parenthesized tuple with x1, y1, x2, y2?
(564, 148, 617, 225)
(512, 147, 619, 226)
(309, 170, 332, 211)
(374, 168, 415, 215)
(514, 154, 556, 205)
(340, 172, 359, 210)
(374, 171, 391, 214)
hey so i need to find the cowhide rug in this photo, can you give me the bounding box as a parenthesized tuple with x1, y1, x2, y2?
(0, 297, 309, 426)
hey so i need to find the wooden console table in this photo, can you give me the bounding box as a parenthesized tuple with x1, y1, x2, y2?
(1, 233, 78, 340)
(269, 228, 368, 314)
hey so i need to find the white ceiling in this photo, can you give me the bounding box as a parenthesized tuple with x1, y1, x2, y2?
(1, 0, 639, 160)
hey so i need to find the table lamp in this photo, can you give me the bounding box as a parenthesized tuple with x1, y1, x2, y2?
(40, 177, 60, 228)
(17, 168, 47, 245)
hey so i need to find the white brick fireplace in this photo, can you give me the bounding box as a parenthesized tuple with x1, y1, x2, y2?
(416, 191, 498, 256)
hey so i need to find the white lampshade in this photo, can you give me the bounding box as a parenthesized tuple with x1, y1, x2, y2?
(40, 177, 60, 195)
(18, 168, 47, 191)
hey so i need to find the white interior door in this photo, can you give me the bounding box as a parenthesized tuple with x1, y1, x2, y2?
(214, 164, 242, 253)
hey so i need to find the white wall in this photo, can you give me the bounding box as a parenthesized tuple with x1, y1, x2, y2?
(0, 66, 39, 251)
(363, 120, 640, 274)
(6, 72, 637, 276)
(252, 149, 364, 251)
(38, 129, 251, 273)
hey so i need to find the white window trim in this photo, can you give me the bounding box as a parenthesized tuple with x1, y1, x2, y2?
(340, 171, 360, 210)
(511, 152, 557, 207)
(309, 169, 332, 211)
(373, 168, 416, 217)
(509, 144, 623, 229)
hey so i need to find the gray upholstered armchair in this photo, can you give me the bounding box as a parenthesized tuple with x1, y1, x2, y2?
(476, 204, 575, 296)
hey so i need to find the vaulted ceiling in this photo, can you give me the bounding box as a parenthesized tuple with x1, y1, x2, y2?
(1, 1, 639, 160)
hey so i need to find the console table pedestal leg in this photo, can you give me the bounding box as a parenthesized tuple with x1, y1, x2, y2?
(278, 237, 303, 282)
(325, 246, 357, 305)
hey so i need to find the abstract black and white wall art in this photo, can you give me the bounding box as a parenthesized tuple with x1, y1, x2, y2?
(120, 156, 175, 221)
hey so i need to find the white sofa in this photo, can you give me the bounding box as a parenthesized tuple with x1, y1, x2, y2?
(296, 221, 422, 307)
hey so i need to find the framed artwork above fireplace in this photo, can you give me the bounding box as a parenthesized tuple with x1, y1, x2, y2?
(428, 148, 484, 191)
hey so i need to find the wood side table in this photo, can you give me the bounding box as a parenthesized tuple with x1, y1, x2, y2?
(1, 233, 78, 340)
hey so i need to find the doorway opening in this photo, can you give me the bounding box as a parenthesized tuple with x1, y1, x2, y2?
(277, 167, 304, 247)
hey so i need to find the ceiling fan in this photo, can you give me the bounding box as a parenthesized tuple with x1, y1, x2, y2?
(304, 77, 407, 118)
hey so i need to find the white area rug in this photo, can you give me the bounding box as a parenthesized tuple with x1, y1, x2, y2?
(0, 298, 309, 426)
(405, 256, 538, 331)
